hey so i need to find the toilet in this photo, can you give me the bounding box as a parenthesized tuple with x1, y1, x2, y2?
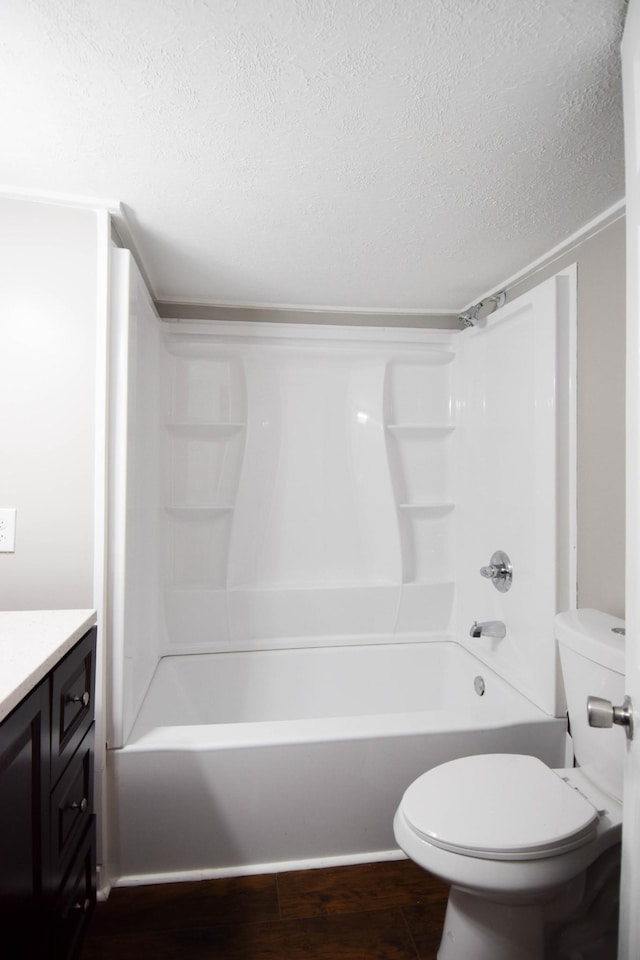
(394, 609, 625, 960)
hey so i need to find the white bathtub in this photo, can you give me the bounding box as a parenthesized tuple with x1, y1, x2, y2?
(109, 640, 566, 885)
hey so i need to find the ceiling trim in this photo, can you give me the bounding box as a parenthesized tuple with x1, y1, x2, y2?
(0, 185, 120, 214)
(156, 296, 456, 316)
(0, 185, 625, 326)
(462, 198, 626, 311)
(155, 300, 458, 328)
(110, 203, 158, 303)
(156, 198, 626, 325)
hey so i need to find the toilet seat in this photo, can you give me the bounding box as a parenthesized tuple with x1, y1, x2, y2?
(401, 754, 600, 862)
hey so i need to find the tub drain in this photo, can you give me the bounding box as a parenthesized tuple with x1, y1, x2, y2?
(474, 675, 486, 697)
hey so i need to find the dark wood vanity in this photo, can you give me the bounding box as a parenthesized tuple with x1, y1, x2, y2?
(0, 616, 97, 960)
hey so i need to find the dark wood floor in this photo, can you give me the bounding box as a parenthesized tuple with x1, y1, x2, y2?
(80, 859, 449, 960)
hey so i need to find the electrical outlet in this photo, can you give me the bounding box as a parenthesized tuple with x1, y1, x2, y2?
(0, 509, 17, 552)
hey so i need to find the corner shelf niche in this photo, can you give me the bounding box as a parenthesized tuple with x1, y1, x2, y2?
(164, 422, 246, 509)
(162, 435, 243, 586)
(162, 347, 247, 596)
(162, 506, 233, 588)
(383, 357, 456, 593)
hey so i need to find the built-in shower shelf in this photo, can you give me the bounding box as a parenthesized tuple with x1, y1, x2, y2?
(397, 503, 454, 517)
(164, 422, 245, 437)
(385, 424, 455, 437)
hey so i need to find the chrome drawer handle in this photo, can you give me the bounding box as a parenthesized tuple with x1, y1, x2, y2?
(69, 797, 88, 813)
(67, 691, 90, 708)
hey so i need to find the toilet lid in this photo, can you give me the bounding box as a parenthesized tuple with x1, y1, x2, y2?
(401, 754, 599, 861)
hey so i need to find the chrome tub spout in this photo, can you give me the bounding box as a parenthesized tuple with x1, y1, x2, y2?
(470, 620, 506, 639)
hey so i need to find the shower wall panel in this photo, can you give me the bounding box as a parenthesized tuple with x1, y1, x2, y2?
(159, 329, 457, 653)
(109, 269, 575, 747)
(454, 269, 576, 716)
(109, 251, 164, 746)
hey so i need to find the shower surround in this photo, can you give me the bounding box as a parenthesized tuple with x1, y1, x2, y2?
(107, 251, 575, 884)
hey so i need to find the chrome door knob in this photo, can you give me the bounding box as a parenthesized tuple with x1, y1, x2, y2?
(587, 695, 634, 740)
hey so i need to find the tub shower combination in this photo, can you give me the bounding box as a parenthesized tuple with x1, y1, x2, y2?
(108, 252, 575, 884)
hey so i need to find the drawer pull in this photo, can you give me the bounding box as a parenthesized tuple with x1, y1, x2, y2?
(73, 898, 92, 913)
(69, 797, 88, 813)
(67, 691, 90, 708)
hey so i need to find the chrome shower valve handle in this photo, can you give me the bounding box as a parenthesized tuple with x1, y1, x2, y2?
(479, 550, 513, 593)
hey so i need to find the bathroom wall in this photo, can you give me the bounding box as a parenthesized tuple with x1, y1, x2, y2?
(0, 197, 99, 610)
(504, 213, 626, 618)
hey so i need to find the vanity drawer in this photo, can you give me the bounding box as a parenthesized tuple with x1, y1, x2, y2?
(51, 819, 96, 960)
(50, 725, 94, 891)
(51, 628, 96, 786)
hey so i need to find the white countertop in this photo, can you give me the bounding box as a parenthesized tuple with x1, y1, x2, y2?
(0, 609, 97, 723)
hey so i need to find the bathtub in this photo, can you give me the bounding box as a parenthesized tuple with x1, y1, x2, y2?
(109, 640, 567, 885)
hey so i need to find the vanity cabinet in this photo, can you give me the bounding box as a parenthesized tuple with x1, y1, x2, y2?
(0, 625, 96, 960)
(0, 675, 49, 958)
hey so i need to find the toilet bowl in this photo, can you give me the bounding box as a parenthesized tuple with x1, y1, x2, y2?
(394, 610, 625, 960)
(394, 755, 622, 960)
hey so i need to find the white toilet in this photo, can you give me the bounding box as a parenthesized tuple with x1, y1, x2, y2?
(394, 609, 626, 960)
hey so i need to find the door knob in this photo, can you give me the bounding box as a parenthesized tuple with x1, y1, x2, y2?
(587, 695, 634, 740)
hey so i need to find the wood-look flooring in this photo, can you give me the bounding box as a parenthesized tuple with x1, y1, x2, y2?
(80, 859, 449, 959)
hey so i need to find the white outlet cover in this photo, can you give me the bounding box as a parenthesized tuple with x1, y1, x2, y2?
(0, 508, 17, 552)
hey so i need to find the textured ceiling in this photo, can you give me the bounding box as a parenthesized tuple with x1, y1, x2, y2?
(0, 0, 627, 312)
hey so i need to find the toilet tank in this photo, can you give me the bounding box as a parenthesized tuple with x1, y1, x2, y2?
(555, 609, 626, 802)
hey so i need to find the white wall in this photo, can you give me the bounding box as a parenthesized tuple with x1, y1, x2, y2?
(0, 197, 98, 609)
